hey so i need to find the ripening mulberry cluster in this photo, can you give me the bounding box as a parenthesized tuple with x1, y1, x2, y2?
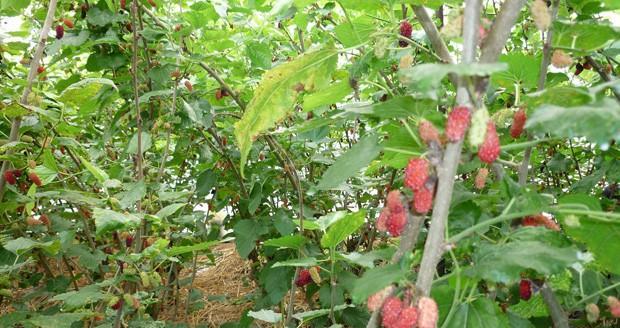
(521, 214, 560, 231)
(377, 190, 408, 236)
(379, 296, 438, 328)
(399, 21, 412, 47)
(404, 158, 434, 214)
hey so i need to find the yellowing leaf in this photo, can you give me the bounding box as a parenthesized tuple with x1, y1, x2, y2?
(234, 47, 338, 176)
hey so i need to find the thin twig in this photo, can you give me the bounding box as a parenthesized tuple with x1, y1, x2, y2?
(585, 55, 620, 102)
(0, 0, 59, 200)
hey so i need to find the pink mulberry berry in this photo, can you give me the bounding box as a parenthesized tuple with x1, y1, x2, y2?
(418, 120, 440, 145)
(377, 208, 390, 232)
(295, 269, 312, 287)
(519, 279, 532, 300)
(393, 306, 418, 328)
(367, 286, 394, 312)
(399, 21, 412, 47)
(510, 108, 527, 139)
(381, 297, 403, 328)
(413, 186, 433, 214)
(404, 158, 429, 192)
(478, 122, 500, 164)
(608, 296, 620, 318)
(417, 297, 438, 328)
(474, 168, 489, 190)
(446, 106, 471, 142)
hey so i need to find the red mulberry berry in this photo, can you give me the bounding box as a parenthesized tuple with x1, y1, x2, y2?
(381, 297, 403, 328)
(404, 158, 429, 192)
(147, 0, 157, 7)
(510, 108, 527, 139)
(413, 186, 433, 214)
(39, 214, 50, 226)
(184, 80, 193, 92)
(12, 169, 22, 177)
(418, 120, 440, 145)
(3, 170, 16, 185)
(120, 0, 126, 10)
(519, 279, 532, 300)
(55, 25, 64, 39)
(26, 216, 43, 226)
(399, 21, 412, 47)
(367, 286, 394, 312)
(111, 298, 123, 310)
(377, 208, 390, 232)
(63, 18, 74, 29)
(385, 190, 407, 236)
(575, 63, 584, 76)
(126, 235, 134, 247)
(295, 269, 312, 287)
(417, 297, 438, 328)
(608, 296, 620, 318)
(28, 171, 42, 186)
(474, 168, 489, 190)
(478, 122, 500, 164)
(37, 66, 45, 74)
(393, 306, 418, 328)
(446, 106, 471, 142)
(522, 214, 560, 231)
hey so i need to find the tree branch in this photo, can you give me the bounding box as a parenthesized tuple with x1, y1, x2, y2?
(479, 0, 527, 63)
(585, 55, 620, 102)
(0, 0, 58, 201)
(411, 5, 454, 64)
(415, 0, 481, 297)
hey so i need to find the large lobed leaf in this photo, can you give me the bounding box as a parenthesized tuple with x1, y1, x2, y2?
(234, 47, 338, 175)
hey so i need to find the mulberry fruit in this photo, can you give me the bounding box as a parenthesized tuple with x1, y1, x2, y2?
(478, 122, 500, 164)
(413, 186, 433, 214)
(417, 297, 438, 328)
(3, 170, 16, 185)
(510, 108, 527, 139)
(585, 303, 599, 323)
(519, 279, 532, 300)
(381, 297, 403, 328)
(399, 21, 412, 47)
(607, 296, 620, 318)
(26, 216, 43, 226)
(474, 168, 489, 190)
(295, 269, 312, 287)
(39, 214, 50, 226)
(184, 80, 193, 92)
(37, 66, 45, 74)
(418, 120, 440, 145)
(147, 0, 157, 7)
(446, 106, 471, 142)
(551, 50, 573, 68)
(28, 171, 42, 186)
(393, 306, 418, 328)
(55, 25, 64, 39)
(63, 18, 74, 28)
(522, 214, 560, 231)
(575, 63, 584, 76)
(120, 0, 126, 10)
(367, 285, 394, 312)
(377, 208, 390, 232)
(531, 0, 551, 31)
(385, 190, 407, 236)
(404, 158, 429, 192)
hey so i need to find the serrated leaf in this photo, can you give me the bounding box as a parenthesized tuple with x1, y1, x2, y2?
(303, 79, 352, 111)
(79, 156, 109, 184)
(446, 298, 510, 328)
(351, 263, 407, 303)
(492, 53, 541, 89)
(320, 211, 366, 248)
(234, 219, 269, 258)
(51, 284, 105, 309)
(155, 203, 186, 219)
(553, 21, 620, 53)
(93, 208, 141, 236)
(508, 294, 549, 318)
(28, 312, 93, 328)
(3, 237, 61, 256)
(58, 78, 117, 110)
(525, 99, 620, 148)
(316, 135, 383, 190)
(248, 309, 282, 323)
(234, 46, 338, 176)
(167, 240, 219, 256)
(468, 241, 579, 284)
(558, 194, 620, 274)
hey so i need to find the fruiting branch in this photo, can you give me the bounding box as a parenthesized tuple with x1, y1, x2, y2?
(0, 0, 58, 201)
(415, 0, 481, 297)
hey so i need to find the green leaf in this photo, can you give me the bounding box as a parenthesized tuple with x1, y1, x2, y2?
(553, 21, 620, 53)
(115, 181, 146, 209)
(468, 241, 579, 284)
(1, 102, 29, 118)
(524, 86, 593, 108)
(508, 294, 549, 319)
(155, 203, 186, 219)
(51, 284, 105, 309)
(3, 237, 61, 256)
(127, 131, 152, 154)
(234, 46, 338, 176)
(248, 309, 282, 323)
(334, 16, 375, 47)
(234, 219, 269, 258)
(93, 208, 141, 236)
(558, 194, 620, 274)
(272, 257, 318, 268)
(79, 156, 109, 184)
(293, 304, 351, 322)
(167, 240, 219, 256)
(491, 53, 541, 89)
(338, 248, 395, 268)
(196, 169, 217, 197)
(303, 79, 352, 111)
(525, 99, 620, 148)
(320, 211, 366, 248)
(264, 235, 307, 250)
(246, 42, 272, 70)
(446, 298, 510, 328)
(316, 135, 383, 190)
(139, 89, 173, 103)
(351, 263, 407, 303)
(0, 0, 31, 16)
(399, 63, 508, 96)
(58, 78, 117, 112)
(27, 312, 93, 328)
